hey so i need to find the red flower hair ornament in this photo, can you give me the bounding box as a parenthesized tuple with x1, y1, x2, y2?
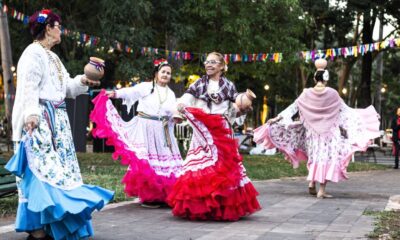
(37, 9, 51, 23)
(153, 58, 168, 68)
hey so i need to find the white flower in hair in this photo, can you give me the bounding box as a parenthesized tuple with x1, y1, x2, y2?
(323, 70, 329, 81)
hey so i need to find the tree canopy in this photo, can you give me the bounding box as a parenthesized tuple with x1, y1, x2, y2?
(1, 0, 400, 126)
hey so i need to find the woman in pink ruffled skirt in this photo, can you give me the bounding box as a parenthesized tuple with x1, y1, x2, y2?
(90, 59, 182, 208)
(254, 60, 380, 198)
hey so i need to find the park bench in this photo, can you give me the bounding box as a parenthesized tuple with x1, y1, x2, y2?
(0, 155, 17, 198)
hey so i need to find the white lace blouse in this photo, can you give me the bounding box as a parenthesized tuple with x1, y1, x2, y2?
(115, 82, 177, 117)
(12, 43, 88, 141)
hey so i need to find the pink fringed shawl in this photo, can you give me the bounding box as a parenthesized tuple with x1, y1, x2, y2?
(296, 87, 342, 134)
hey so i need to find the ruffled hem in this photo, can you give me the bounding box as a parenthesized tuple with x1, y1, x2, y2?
(253, 124, 308, 168)
(6, 142, 114, 240)
(122, 158, 177, 202)
(90, 90, 176, 202)
(306, 151, 353, 183)
(167, 108, 261, 221)
(351, 106, 381, 149)
(169, 182, 260, 221)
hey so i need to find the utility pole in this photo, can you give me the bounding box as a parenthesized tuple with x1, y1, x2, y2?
(0, 3, 15, 142)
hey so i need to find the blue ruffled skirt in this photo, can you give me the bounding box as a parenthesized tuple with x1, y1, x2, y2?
(6, 140, 114, 240)
(7, 101, 114, 240)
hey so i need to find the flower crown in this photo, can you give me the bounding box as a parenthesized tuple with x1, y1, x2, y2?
(37, 9, 51, 24)
(153, 58, 168, 68)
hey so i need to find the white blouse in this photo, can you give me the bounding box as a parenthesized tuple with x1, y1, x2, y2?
(178, 80, 231, 114)
(12, 43, 88, 141)
(116, 82, 177, 117)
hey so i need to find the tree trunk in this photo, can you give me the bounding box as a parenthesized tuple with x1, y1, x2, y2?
(374, 12, 384, 116)
(0, 8, 15, 141)
(357, 10, 374, 108)
(338, 59, 356, 98)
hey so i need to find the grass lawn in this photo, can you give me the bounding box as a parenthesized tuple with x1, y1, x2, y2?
(0, 152, 388, 217)
(365, 210, 400, 239)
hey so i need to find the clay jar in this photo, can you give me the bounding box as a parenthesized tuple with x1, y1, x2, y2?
(235, 89, 256, 111)
(84, 57, 105, 81)
(314, 58, 327, 70)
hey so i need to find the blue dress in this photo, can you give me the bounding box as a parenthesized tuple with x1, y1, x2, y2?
(6, 101, 114, 240)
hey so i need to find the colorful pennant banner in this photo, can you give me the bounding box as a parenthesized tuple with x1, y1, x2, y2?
(1, 4, 282, 63)
(300, 38, 400, 62)
(2, 3, 399, 64)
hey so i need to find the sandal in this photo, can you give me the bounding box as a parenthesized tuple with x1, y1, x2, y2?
(317, 192, 333, 199)
(141, 203, 161, 209)
(308, 186, 317, 195)
(26, 234, 53, 240)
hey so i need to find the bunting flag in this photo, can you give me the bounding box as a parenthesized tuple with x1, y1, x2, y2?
(2, 4, 282, 63)
(2, 3, 400, 64)
(299, 38, 400, 62)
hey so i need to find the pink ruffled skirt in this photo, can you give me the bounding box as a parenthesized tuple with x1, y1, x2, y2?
(90, 90, 182, 202)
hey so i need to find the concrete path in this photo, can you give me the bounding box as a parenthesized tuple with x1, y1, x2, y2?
(1, 169, 399, 240)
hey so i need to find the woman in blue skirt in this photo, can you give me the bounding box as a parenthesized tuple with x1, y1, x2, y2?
(6, 9, 114, 240)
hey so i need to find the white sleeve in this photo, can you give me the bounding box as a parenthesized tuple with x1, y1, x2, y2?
(20, 51, 43, 122)
(278, 102, 298, 124)
(178, 93, 196, 106)
(66, 74, 89, 98)
(115, 83, 149, 110)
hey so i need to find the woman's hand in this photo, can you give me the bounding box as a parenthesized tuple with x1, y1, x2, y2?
(177, 103, 186, 113)
(81, 75, 101, 87)
(24, 115, 39, 135)
(266, 116, 282, 125)
(106, 90, 116, 98)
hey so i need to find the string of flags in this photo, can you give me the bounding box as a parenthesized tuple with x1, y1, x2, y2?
(300, 38, 400, 61)
(1, 3, 283, 63)
(2, 3, 400, 64)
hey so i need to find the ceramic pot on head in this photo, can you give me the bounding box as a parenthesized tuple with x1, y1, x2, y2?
(235, 89, 256, 111)
(314, 58, 327, 71)
(84, 57, 105, 81)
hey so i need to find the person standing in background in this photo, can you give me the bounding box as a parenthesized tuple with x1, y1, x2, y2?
(391, 107, 400, 169)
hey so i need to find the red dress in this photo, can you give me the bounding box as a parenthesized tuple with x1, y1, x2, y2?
(167, 107, 260, 221)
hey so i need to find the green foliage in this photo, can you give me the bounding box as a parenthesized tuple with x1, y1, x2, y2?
(3, 0, 400, 121)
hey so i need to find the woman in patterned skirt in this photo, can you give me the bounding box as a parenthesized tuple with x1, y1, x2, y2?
(7, 9, 114, 240)
(254, 59, 380, 198)
(90, 59, 182, 208)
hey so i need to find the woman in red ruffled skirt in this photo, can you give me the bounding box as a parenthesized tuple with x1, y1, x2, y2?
(167, 52, 261, 221)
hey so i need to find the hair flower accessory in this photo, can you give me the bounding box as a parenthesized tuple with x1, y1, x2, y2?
(37, 9, 51, 23)
(153, 58, 168, 67)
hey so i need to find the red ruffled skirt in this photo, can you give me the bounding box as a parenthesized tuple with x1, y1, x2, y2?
(167, 107, 261, 221)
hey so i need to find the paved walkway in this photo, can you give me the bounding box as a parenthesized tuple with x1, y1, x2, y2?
(1, 169, 399, 240)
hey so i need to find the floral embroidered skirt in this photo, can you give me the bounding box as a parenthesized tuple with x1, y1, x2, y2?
(254, 105, 381, 183)
(166, 107, 261, 221)
(90, 91, 182, 203)
(6, 104, 114, 240)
